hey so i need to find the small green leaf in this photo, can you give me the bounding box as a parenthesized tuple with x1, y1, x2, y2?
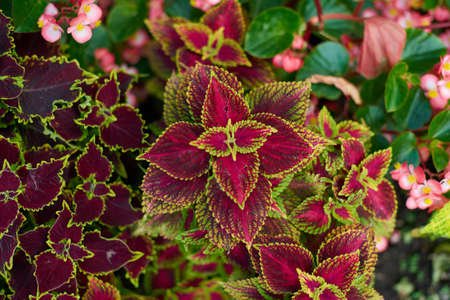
(244, 7, 301, 58)
(107, 0, 147, 42)
(392, 132, 419, 166)
(401, 28, 446, 73)
(384, 62, 409, 112)
(392, 88, 432, 130)
(356, 105, 386, 131)
(429, 110, 450, 142)
(360, 73, 387, 105)
(430, 140, 449, 172)
(12, 0, 47, 32)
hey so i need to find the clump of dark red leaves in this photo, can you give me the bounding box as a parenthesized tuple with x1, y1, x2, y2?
(0, 12, 152, 299)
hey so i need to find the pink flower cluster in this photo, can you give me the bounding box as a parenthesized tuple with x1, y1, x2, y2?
(420, 55, 450, 111)
(272, 35, 306, 73)
(122, 29, 150, 64)
(191, 0, 221, 12)
(391, 162, 449, 211)
(38, 1, 102, 44)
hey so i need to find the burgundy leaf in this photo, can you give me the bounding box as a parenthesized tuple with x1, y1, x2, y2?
(73, 190, 104, 223)
(142, 165, 206, 208)
(100, 183, 142, 226)
(361, 148, 391, 182)
(78, 232, 138, 274)
(0, 166, 20, 193)
(147, 18, 185, 57)
(10, 251, 37, 300)
(247, 81, 310, 124)
(364, 179, 397, 220)
(0, 136, 20, 165)
(0, 55, 23, 77)
(291, 197, 331, 234)
(17, 158, 66, 210)
(35, 251, 74, 294)
(100, 105, 145, 150)
(76, 142, 112, 181)
(0, 213, 24, 273)
(0, 200, 18, 234)
(0, 13, 13, 55)
(201, 76, 249, 128)
(340, 167, 364, 196)
(0, 77, 22, 100)
(201, 0, 245, 42)
(176, 48, 211, 71)
(318, 107, 337, 138)
(341, 138, 365, 169)
(146, 41, 177, 80)
(208, 176, 271, 244)
(83, 277, 120, 300)
(234, 120, 276, 151)
(68, 244, 92, 261)
(337, 121, 372, 142)
(259, 243, 313, 293)
(174, 23, 211, 54)
(228, 57, 274, 87)
(49, 206, 82, 244)
(212, 153, 260, 208)
(18, 57, 83, 119)
(190, 127, 230, 156)
(120, 231, 153, 280)
(140, 122, 209, 179)
(212, 39, 250, 67)
(313, 252, 360, 290)
(19, 226, 50, 257)
(96, 78, 119, 108)
(24, 146, 72, 167)
(50, 107, 83, 141)
(0, 55, 24, 99)
(79, 105, 105, 126)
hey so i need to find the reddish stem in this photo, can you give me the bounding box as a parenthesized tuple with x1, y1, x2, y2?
(313, 0, 323, 29)
(353, 0, 364, 17)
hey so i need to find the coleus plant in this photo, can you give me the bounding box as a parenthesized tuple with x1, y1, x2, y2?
(146, 0, 274, 86)
(140, 63, 327, 248)
(0, 11, 153, 299)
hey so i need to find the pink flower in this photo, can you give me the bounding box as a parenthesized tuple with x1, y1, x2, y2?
(428, 91, 448, 110)
(272, 53, 284, 69)
(433, 6, 450, 22)
(148, 0, 166, 20)
(390, 162, 409, 180)
(38, 14, 55, 28)
(122, 47, 141, 64)
(362, 8, 378, 18)
(375, 236, 389, 252)
(397, 164, 425, 190)
(408, 179, 446, 210)
(44, 3, 59, 17)
(282, 54, 303, 73)
(128, 29, 149, 48)
(439, 30, 450, 49)
(79, 0, 103, 24)
(437, 79, 450, 100)
(441, 172, 450, 193)
(410, 179, 442, 199)
(41, 22, 63, 43)
(67, 14, 93, 43)
(418, 146, 430, 163)
(191, 0, 221, 12)
(420, 74, 438, 91)
(94, 48, 116, 72)
(291, 35, 305, 50)
(439, 55, 450, 79)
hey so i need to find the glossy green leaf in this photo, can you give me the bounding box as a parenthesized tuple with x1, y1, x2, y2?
(360, 73, 387, 105)
(356, 105, 386, 131)
(164, 0, 201, 19)
(12, 0, 47, 32)
(384, 62, 409, 112)
(428, 110, 450, 142)
(244, 7, 301, 58)
(391, 132, 419, 166)
(107, 0, 147, 42)
(401, 28, 446, 73)
(430, 140, 449, 172)
(392, 88, 432, 130)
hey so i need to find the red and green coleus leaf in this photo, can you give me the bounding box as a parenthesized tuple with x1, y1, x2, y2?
(35, 250, 74, 294)
(163, 72, 193, 125)
(363, 179, 397, 221)
(96, 77, 120, 108)
(228, 57, 274, 87)
(18, 56, 83, 120)
(100, 105, 146, 151)
(120, 231, 153, 284)
(72, 190, 104, 223)
(78, 105, 105, 126)
(19, 226, 49, 258)
(0, 213, 24, 274)
(0, 55, 24, 99)
(258, 243, 313, 293)
(100, 183, 143, 226)
(50, 107, 83, 142)
(340, 138, 365, 169)
(146, 18, 185, 57)
(294, 279, 346, 300)
(142, 165, 206, 210)
(247, 81, 311, 124)
(210, 39, 250, 67)
(78, 231, 141, 274)
(290, 196, 331, 234)
(174, 23, 212, 55)
(83, 277, 120, 300)
(140, 122, 209, 179)
(253, 113, 327, 177)
(337, 121, 373, 143)
(49, 204, 82, 244)
(76, 142, 112, 182)
(318, 107, 338, 138)
(201, 75, 250, 128)
(313, 252, 360, 291)
(0, 136, 20, 165)
(208, 175, 271, 244)
(17, 158, 67, 210)
(222, 278, 280, 300)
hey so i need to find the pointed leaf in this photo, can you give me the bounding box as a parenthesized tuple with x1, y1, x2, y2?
(163, 72, 192, 125)
(212, 153, 260, 208)
(79, 105, 105, 127)
(202, 0, 245, 42)
(290, 197, 331, 234)
(361, 148, 391, 182)
(0, 200, 18, 234)
(140, 122, 209, 179)
(222, 278, 269, 300)
(100, 183, 143, 226)
(0, 214, 24, 273)
(19, 226, 49, 257)
(174, 22, 211, 54)
(201, 76, 249, 128)
(146, 18, 185, 57)
(50, 107, 83, 141)
(208, 176, 271, 244)
(340, 166, 364, 196)
(190, 127, 230, 157)
(120, 231, 152, 281)
(78, 232, 138, 274)
(337, 121, 372, 143)
(84, 277, 120, 300)
(313, 252, 360, 290)
(96, 78, 119, 108)
(259, 243, 313, 293)
(49, 206, 82, 244)
(234, 120, 277, 153)
(76, 142, 112, 181)
(35, 251, 74, 294)
(247, 81, 310, 124)
(341, 138, 365, 169)
(318, 107, 337, 138)
(73, 190, 104, 224)
(0, 166, 20, 193)
(228, 57, 274, 87)
(364, 179, 397, 220)
(212, 39, 250, 67)
(0, 136, 20, 165)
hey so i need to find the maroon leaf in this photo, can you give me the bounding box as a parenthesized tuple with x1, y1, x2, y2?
(247, 81, 310, 124)
(10, 251, 37, 300)
(201, 76, 249, 128)
(120, 231, 153, 281)
(17, 158, 66, 210)
(0, 200, 18, 234)
(18, 57, 83, 119)
(254, 113, 325, 177)
(49, 205, 82, 244)
(201, 0, 245, 42)
(208, 176, 271, 244)
(313, 252, 360, 291)
(147, 19, 185, 57)
(140, 122, 209, 179)
(0, 213, 24, 273)
(19, 226, 50, 257)
(100, 183, 142, 226)
(50, 107, 83, 141)
(212, 40, 250, 67)
(358, 17, 406, 79)
(96, 78, 119, 108)
(212, 153, 260, 208)
(291, 197, 331, 234)
(0, 13, 13, 55)
(100, 105, 145, 151)
(142, 165, 206, 209)
(67, 244, 92, 261)
(0, 166, 20, 193)
(363, 179, 397, 220)
(0, 55, 24, 99)
(73, 190, 104, 223)
(0, 136, 20, 165)
(83, 277, 120, 300)
(174, 23, 211, 54)
(35, 251, 74, 294)
(341, 138, 365, 169)
(78, 232, 138, 274)
(190, 127, 229, 156)
(228, 57, 274, 87)
(340, 167, 364, 196)
(259, 243, 313, 293)
(76, 142, 112, 181)
(24, 146, 72, 167)
(176, 48, 211, 71)
(79, 105, 105, 126)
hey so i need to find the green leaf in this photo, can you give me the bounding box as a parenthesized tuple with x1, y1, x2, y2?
(392, 88, 432, 130)
(248, 0, 287, 18)
(391, 132, 419, 166)
(419, 202, 450, 239)
(384, 62, 409, 112)
(429, 110, 450, 142)
(360, 73, 387, 105)
(107, 0, 147, 42)
(297, 42, 349, 99)
(164, 0, 201, 19)
(12, 0, 47, 32)
(430, 140, 449, 172)
(244, 7, 301, 58)
(401, 28, 446, 73)
(356, 105, 386, 131)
